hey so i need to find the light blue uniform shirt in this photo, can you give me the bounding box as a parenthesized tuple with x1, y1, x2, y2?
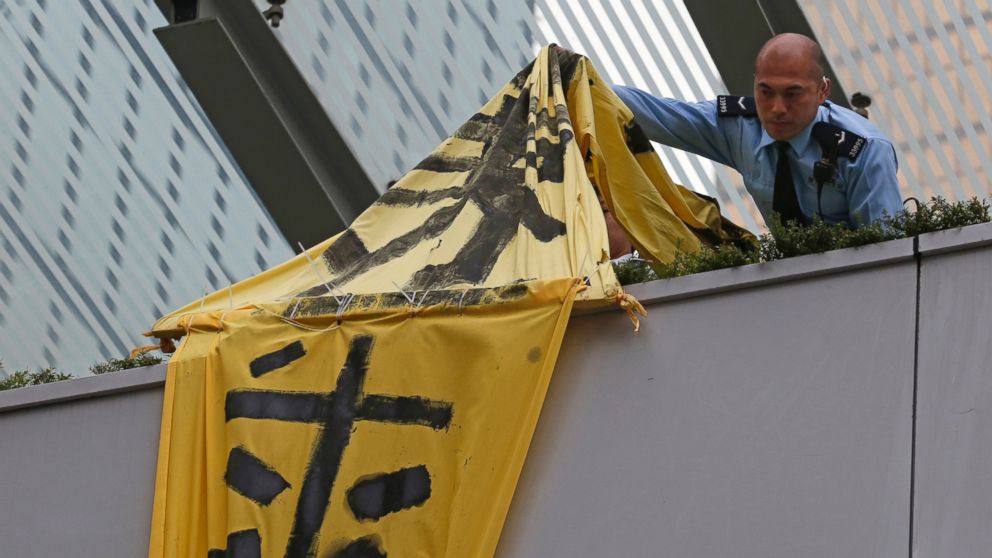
(613, 85, 903, 227)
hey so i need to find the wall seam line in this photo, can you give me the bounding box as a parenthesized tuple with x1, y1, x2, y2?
(909, 233, 922, 558)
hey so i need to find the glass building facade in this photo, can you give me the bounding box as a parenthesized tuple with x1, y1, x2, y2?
(802, 0, 992, 203)
(0, 0, 292, 372)
(2, 0, 986, 373)
(260, 0, 759, 229)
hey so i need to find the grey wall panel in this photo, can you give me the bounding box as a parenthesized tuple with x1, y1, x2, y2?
(914, 244, 992, 558)
(13, 228, 992, 556)
(498, 263, 917, 558)
(0, 387, 162, 558)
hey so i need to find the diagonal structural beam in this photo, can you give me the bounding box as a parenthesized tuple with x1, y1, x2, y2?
(153, 0, 379, 249)
(683, 0, 850, 108)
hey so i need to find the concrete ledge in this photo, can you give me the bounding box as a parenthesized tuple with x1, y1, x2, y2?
(3, 223, 986, 410)
(625, 235, 916, 306)
(917, 221, 992, 256)
(0, 363, 167, 415)
(1, 220, 989, 557)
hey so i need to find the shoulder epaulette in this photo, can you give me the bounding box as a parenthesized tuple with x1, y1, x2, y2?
(717, 95, 757, 117)
(811, 121, 867, 161)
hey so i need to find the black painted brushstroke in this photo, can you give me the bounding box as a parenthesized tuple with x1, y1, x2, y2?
(224, 446, 290, 506)
(228, 529, 262, 558)
(358, 395, 452, 430)
(413, 153, 480, 173)
(306, 53, 574, 296)
(534, 107, 571, 142)
(324, 229, 370, 274)
(452, 115, 491, 143)
(284, 335, 375, 557)
(525, 151, 538, 169)
(406, 181, 566, 290)
(299, 199, 467, 298)
(535, 137, 566, 183)
(624, 121, 653, 154)
(405, 88, 566, 290)
(509, 60, 536, 91)
(207, 529, 262, 558)
(249, 340, 306, 378)
(224, 333, 456, 555)
(518, 186, 569, 241)
(227, 390, 452, 430)
(451, 94, 517, 145)
(346, 465, 432, 521)
(376, 187, 465, 207)
(555, 49, 582, 95)
(286, 283, 530, 319)
(226, 390, 331, 423)
(310, 81, 567, 296)
(325, 536, 387, 558)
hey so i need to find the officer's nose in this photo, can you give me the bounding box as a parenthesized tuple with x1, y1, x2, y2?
(771, 95, 787, 115)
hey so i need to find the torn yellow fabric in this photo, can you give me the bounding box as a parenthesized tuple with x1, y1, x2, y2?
(148, 279, 579, 558)
(149, 47, 752, 339)
(147, 46, 754, 558)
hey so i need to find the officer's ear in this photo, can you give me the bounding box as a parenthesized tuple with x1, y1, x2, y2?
(818, 76, 831, 103)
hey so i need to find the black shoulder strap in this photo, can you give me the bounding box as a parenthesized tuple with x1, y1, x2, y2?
(717, 95, 757, 117)
(811, 122, 867, 161)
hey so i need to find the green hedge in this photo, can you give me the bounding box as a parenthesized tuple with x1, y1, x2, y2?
(0, 367, 74, 391)
(0, 353, 164, 392)
(615, 196, 990, 284)
(4, 197, 988, 389)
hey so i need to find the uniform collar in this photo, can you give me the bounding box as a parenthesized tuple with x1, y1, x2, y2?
(755, 104, 828, 157)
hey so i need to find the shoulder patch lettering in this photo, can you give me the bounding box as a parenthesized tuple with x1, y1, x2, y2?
(811, 122, 866, 161)
(717, 95, 757, 117)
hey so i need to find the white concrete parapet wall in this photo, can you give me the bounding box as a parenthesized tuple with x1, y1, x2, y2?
(2, 222, 990, 558)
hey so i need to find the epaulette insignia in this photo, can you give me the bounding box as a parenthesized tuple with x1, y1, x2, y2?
(811, 122, 866, 161)
(717, 95, 757, 117)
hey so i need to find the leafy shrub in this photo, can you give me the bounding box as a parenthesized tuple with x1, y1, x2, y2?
(89, 353, 163, 375)
(0, 353, 164, 391)
(887, 196, 990, 236)
(615, 196, 991, 284)
(612, 255, 659, 285)
(759, 214, 900, 260)
(655, 242, 760, 279)
(0, 364, 74, 391)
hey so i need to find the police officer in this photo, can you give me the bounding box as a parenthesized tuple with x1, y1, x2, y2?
(612, 33, 903, 228)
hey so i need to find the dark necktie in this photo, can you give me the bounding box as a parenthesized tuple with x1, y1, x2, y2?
(773, 141, 806, 225)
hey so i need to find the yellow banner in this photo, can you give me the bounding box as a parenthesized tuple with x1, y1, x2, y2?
(148, 279, 580, 557)
(148, 46, 752, 340)
(147, 45, 756, 557)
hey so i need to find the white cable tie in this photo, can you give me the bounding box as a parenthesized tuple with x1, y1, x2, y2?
(391, 281, 417, 305)
(457, 288, 469, 315)
(298, 241, 342, 304)
(335, 293, 354, 324)
(259, 304, 340, 333)
(280, 318, 340, 332)
(228, 284, 234, 311)
(197, 288, 208, 314)
(289, 298, 302, 320)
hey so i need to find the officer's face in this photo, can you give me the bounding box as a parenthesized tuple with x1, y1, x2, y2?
(753, 52, 830, 141)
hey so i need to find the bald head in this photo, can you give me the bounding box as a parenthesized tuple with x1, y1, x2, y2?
(755, 33, 825, 81)
(752, 33, 831, 140)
